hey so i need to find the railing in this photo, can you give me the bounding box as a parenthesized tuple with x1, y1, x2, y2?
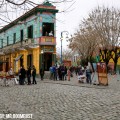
(1, 38, 35, 53)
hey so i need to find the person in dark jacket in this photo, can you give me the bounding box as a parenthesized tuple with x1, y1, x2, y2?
(64, 66, 67, 80)
(26, 66, 31, 85)
(32, 66, 37, 84)
(19, 66, 26, 85)
(60, 65, 65, 80)
(18, 66, 22, 85)
(40, 68, 44, 80)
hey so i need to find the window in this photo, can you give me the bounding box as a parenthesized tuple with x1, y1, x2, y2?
(20, 30, 24, 42)
(13, 33, 16, 44)
(7, 36, 9, 45)
(28, 25, 33, 38)
(42, 23, 54, 36)
(1, 39, 3, 48)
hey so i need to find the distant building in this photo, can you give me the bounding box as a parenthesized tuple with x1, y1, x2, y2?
(0, 1, 58, 74)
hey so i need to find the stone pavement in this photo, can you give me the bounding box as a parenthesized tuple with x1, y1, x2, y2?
(40, 73, 120, 91)
(0, 73, 120, 120)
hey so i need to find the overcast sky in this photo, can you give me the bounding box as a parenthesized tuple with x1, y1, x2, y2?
(55, 0, 120, 51)
(1, 0, 120, 52)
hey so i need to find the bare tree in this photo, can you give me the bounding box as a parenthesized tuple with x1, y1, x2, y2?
(69, 6, 120, 71)
(86, 6, 120, 71)
(62, 48, 73, 60)
(56, 48, 73, 64)
(69, 25, 99, 64)
(0, 0, 75, 28)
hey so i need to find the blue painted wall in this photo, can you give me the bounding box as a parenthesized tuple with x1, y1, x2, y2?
(0, 12, 56, 48)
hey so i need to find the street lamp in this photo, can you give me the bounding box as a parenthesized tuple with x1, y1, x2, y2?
(60, 31, 69, 64)
(41, 50, 44, 70)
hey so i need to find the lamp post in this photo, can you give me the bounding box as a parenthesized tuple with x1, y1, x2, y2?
(60, 31, 69, 64)
(41, 50, 44, 70)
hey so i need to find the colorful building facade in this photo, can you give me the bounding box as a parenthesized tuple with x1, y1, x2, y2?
(0, 1, 58, 74)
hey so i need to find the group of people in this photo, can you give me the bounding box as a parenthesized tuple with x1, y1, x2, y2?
(6, 62, 93, 85)
(75, 63, 93, 84)
(18, 65, 37, 85)
(48, 62, 93, 84)
(49, 64, 72, 81)
(45, 31, 53, 36)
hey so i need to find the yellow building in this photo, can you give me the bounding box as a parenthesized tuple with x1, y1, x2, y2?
(99, 48, 120, 70)
(0, 1, 58, 74)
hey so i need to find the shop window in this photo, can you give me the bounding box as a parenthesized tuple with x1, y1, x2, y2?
(42, 23, 54, 36)
(28, 25, 33, 38)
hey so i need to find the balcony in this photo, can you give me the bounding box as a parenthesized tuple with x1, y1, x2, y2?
(1, 38, 39, 54)
(39, 36, 56, 45)
(13, 38, 34, 48)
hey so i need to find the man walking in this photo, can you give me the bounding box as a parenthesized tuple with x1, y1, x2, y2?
(32, 66, 37, 84)
(19, 66, 26, 85)
(40, 68, 44, 80)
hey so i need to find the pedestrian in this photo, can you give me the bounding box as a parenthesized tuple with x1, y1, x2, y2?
(60, 65, 65, 80)
(52, 65, 57, 80)
(18, 66, 22, 85)
(40, 68, 44, 80)
(67, 68, 71, 81)
(75, 66, 79, 76)
(26, 66, 31, 85)
(64, 66, 67, 80)
(55, 67, 58, 81)
(32, 66, 37, 84)
(86, 63, 93, 84)
(49, 66, 53, 80)
(58, 66, 62, 80)
(19, 66, 26, 85)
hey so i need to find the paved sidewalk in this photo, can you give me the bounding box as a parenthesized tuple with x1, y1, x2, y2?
(37, 73, 120, 90)
(0, 73, 119, 120)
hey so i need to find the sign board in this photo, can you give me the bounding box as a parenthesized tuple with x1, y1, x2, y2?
(45, 38, 52, 42)
(97, 62, 108, 86)
(42, 46, 54, 52)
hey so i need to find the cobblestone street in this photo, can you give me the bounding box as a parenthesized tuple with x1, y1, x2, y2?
(0, 74, 120, 120)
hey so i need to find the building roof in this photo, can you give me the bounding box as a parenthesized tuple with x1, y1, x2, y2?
(0, 1, 58, 33)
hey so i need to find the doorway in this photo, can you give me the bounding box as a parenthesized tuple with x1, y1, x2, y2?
(44, 53, 52, 71)
(20, 57, 23, 67)
(27, 54, 33, 67)
(6, 58, 9, 72)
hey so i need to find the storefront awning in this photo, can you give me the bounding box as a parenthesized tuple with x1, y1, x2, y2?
(15, 54, 23, 61)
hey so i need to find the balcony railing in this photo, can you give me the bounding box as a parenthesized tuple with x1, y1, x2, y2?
(1, 38, 37, 54)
